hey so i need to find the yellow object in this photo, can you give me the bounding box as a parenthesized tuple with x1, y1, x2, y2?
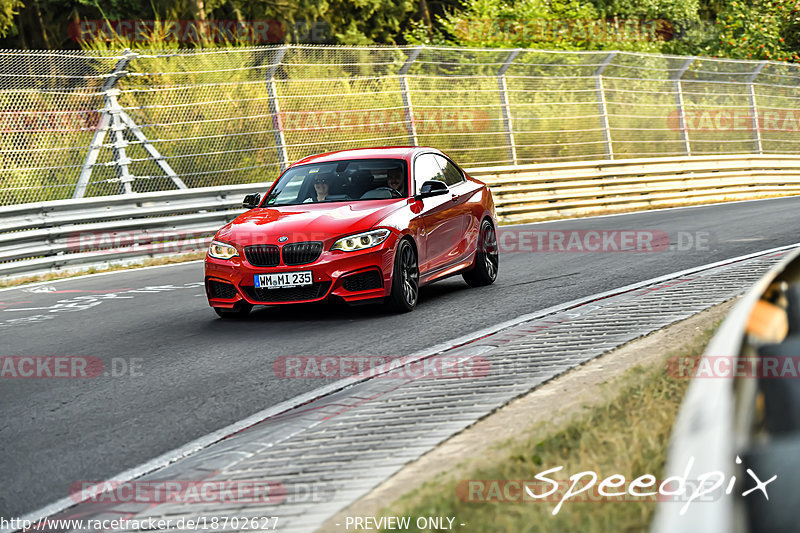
(746, 299, 788, 342)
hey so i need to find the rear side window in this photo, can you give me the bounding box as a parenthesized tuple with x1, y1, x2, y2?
(413, 153, 446, 194)
(434, 154, 465, 187)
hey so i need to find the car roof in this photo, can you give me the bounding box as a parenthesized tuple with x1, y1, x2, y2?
(291, 146, 439, 166)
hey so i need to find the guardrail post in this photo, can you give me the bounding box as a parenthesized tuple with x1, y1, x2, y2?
(498, 49, 520, 165)
(595, 52, 616, 160)
(399, 47, 422, 146)
(266, 45, 290, 172)
(672, 57, 694, 156)
(748, 61, 768, 154)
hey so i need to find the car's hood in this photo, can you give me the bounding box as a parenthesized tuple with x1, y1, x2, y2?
(215, 200, 406, 246)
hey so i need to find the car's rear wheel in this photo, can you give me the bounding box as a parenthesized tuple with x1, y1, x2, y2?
(387, 239, 419, 312)
(463, 219, 499, 287)
(214, 302, 253, 319)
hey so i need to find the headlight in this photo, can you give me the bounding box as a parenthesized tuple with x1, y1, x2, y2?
(208, 240, 239, 260)
(331, 229, 391, 252)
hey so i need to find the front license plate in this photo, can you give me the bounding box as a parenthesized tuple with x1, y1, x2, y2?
(255, 271, 313, 289)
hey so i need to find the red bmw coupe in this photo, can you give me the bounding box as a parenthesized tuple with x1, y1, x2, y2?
(204, 146, 498, 317)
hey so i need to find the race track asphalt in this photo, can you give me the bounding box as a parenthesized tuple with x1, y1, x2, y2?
(2, 196, 799, 517)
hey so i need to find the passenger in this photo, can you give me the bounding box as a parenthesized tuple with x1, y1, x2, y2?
(386, 167, 405, 196)
(305, 173, 331, 202)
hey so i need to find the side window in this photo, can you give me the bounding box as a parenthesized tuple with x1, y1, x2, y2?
(434, 154, 465, 187)
(413, 153, 446, 194)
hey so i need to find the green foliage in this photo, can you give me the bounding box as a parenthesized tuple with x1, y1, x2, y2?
(326, 0, 414, 44)
(706, 0, 800, 62)
(593, 0, 700, 22)
(402, 0, 799, 62)
(0, 0, 23, 38)
(434, 0, 600, 50)
(0, 156, 66, 205)
(2, 0, 797, 64)
(2, 0, 416, 48)
(409, 0, 711, 53)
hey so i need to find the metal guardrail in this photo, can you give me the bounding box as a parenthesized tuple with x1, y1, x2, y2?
(0, 182, 270, 279)
(472, 154, 800, 223)
(653, 246, 800, 533)
(3, 153, 800, 281)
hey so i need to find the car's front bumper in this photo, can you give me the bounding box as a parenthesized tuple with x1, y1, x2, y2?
(204, 237, 397, 308)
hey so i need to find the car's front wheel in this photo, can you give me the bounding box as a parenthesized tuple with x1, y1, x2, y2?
(214, 302, 253, 319)
(463, 219, 499, 287)
(387, 238, 419, 312)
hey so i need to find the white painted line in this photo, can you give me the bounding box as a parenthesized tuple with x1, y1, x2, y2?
(0, 260, 204, 293)
(7, 241, 799, 533)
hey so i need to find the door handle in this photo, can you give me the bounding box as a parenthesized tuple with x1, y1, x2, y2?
(451, 193, 459, 202)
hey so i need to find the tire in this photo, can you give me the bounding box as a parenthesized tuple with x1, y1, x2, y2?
(386, 238, 419, 312)
(214, 302, 253, 319)
(463, 219, 499, 287)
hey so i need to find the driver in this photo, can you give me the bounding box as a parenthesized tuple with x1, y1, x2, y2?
(305, 173, 331, 202)
(386, 167, 405, 196)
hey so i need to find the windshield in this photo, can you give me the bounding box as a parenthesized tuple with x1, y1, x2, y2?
(262, 158, 408, 207)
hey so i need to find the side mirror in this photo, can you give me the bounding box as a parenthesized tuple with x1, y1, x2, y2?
(242, 193, 261, 209)
(414, 180, 448, 201)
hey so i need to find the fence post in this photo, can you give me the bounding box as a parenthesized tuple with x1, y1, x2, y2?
(266, 45, 290, 172)
(108, 89, 133, 195)
(498, 49, 520, 165)
(399, 47, 422, 146)
(748, 61, 768, 154)
(595, 52, 616, 160)
(73, 50, 137, 199)
(672, 57, 694, 156)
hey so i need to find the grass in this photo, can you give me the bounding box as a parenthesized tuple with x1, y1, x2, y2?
(379, 322, 719, 533)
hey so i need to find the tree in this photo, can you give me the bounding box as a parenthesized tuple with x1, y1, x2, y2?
(707, 0, 800, 61)
(0, 0, 23, 38)
(408, 0, 707, 52)
(0, 0, 22, 38)
(1, 0, 417, 48)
